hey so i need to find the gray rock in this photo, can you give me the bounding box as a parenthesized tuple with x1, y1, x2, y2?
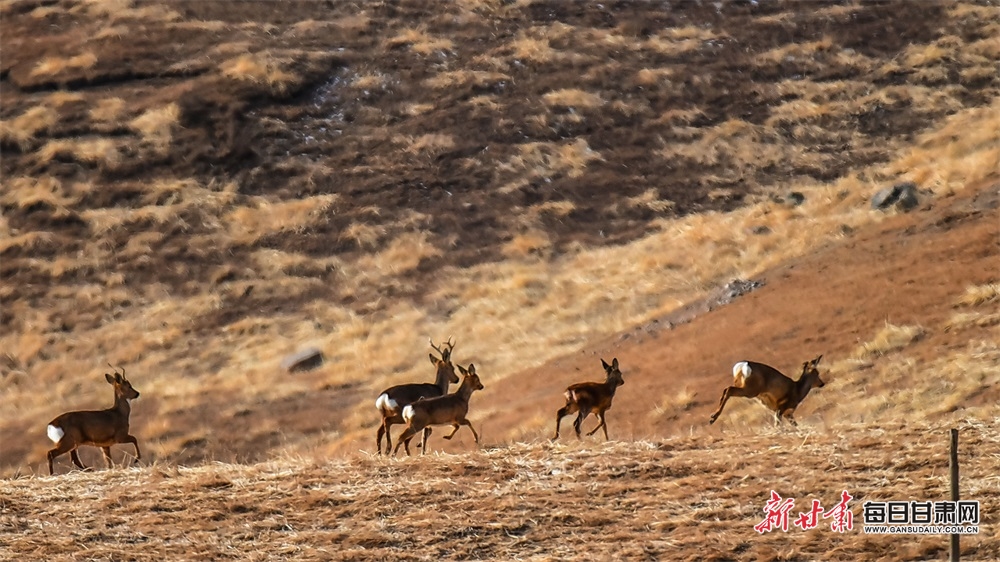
(281, 347, 324, 373)
(872, 181, 919, 212)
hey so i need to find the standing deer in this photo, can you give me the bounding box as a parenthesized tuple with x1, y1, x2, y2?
(393, 363, 485, 456)
(553, 358, 625, 441)
(375, 337, 459, 455)
(709, 355, 825, 426)
(46, 366, 141, 475)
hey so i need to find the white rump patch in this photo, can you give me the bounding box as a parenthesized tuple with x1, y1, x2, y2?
(47, 424, 64, 444)
(733, 361, 752, 382)
(402, 405, 415, 423)
(375, 394, 399, 414)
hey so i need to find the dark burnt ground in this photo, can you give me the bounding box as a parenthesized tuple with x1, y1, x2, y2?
(3, 0, 998, 339)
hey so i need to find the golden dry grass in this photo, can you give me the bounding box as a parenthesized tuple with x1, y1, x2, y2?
(955, 283, 1000, 308)
(29, 52, 98, 78)
(220, 53, 298, 93)
(3, 424, 997, 560)
(0, 106, 58, 149)
(385, 27, 454, 55)
(224, 194, 338, 244)
(129, 103, 180, 150)
(2, 0, 999, 500)
(854, 323, 926, 359)
(35, 137, 122, 168)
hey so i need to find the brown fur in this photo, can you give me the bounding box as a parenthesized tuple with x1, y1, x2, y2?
(393, 364, 484, 456)
(375, 338, 460, 455)
(709, 355, 825, 426)
(46, 369, 141, 475)
(553, 358, 625, 441)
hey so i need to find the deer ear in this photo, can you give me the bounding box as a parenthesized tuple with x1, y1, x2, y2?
(601, 359, 611, 370)
(814, 355, 823, 365)
(457, 364, 468, 375)
(612, 358, 619, 369)
(429, 353, 438, 366)
(105, 373, 116, 384)
(468, 363, 476, 374)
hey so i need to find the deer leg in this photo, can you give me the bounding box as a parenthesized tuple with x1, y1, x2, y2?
(125, 435, 141, 464)
(102, 447, 114, 469)
(383, 419, 397, 456)
(573, 409, 590, 439)
(443, 424, 461, 440)
(461, 419, 480, 444)
(47, 441, 76, 475)
(780, 409, 798, 426)
(422, 427, 432, 453)
(587, 411, 609, 440)
(553, 403, 578, 440)
(376, 423, 386, 455)
(70, 449, 88, 470)
(394, 425, 417, 457)
(709, 386, 752, 424)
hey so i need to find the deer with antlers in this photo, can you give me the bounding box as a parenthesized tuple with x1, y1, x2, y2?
(46, 365, 142, 475)
(553, 358, 625, 441)
(375, 337, 460, 455)
(709, 355, 825, 426)
(393, 363, 484, 456)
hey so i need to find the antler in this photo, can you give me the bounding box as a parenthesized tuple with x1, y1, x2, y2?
(107, 363, 125, 379)
(429, 336, 456, 360)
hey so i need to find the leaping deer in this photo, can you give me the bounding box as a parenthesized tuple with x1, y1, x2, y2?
(709, 355, 825, 426)
(46, 365, 142, 475)
(375, 337, 459, 455)
(553, 358, 625, 441)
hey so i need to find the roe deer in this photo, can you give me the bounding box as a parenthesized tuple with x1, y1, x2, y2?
(375, 337, 459, 455)
(553, 358, 625, 441)
(46, 366, 141, 475)
(709, 355, 825, 426)
(393, 363, 484, 456)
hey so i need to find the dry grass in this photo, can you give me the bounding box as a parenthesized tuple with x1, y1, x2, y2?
(541, 88, 605, 109)
(89, 97, 127, 125)
(3, 425, 997, 560)
(424, 70, 509, 90)
(499, 139, 603, 183)
(129, 103, 180, 150)
(385, 27, 454, 55)
(225, 194, 338, 244)
(3, 0, 999, 501)
(0, 106, 58, 149)
(35, 137, 122, 168)
(854, 323, 925, 359)
(955, 283, 1000, 308)
(220, 53, 298, 93)
(29, 52, 98, 78)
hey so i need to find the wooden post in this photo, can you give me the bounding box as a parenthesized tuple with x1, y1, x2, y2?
(950, 428, 959, 562)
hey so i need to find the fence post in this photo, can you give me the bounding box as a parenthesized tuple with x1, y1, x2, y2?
(950, 428, 959, 562)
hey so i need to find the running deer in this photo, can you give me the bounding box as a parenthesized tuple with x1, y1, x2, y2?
(709, 355, 825, 426)
(375, 337, 460, 455)
(393, 363, 485, 456)
(46, 366, 141, 475)
(553, 358, 625, 441)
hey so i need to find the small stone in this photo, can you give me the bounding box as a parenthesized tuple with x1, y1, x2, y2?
(281, 347, 324, 373)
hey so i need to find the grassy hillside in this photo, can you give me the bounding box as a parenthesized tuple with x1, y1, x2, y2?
(3, 423, 998, 561)
(2, 1, 999, 559)
(1, 0, 998, 535)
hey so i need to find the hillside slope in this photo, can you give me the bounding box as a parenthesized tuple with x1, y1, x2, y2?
(478, 180, 999, 448)
(2, 424, 997, 561)
(2, 0, 999, 477)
